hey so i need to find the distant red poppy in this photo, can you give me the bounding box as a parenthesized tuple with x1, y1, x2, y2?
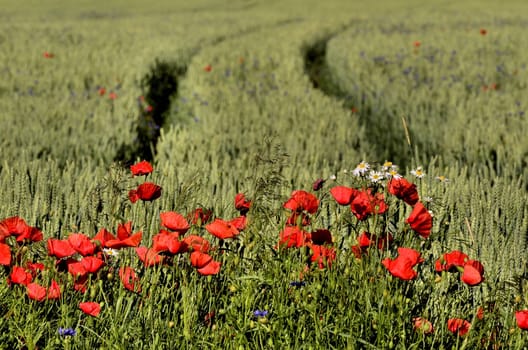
(188, 208, 213, 226)
(357, 231, 392, 250)
(43, 51, 54, 59)
(461, 260, 484, 286)
(128, 182, 162, 203)
(278, 226, 310, 248)
(68, 233, 97, 256)
(27, 283, 47, 301)
(119, 266, 141, 293)
(47, 238, 77, 259)
(350, 189, 387, 221)
(435, 250, 468, 272)
(330, 186, 357, 206)
(284, 190, 319, 214)
(413, 41, 421, 48)
(447, 318, 471, 336)
(406, 202, 432, 238)
(0, 243, 11, 265)
(388, 178, 419, 206)
(47, 279, 61, 300)
(285, 212, 311, 227)
(98, 87, 106, 96)
(515, 310, 528, 330)
(130, 160, 153, 176)
(108, 92, 117, 100)
(480, 28, 487, 36)
(79, 302, 101, 317)
(160, 212, 190, 234)
(206, 218, 240, 240)
(204, 64, 212, 72)
(234, 193, 252, 215)
(144, 105, 153, 113)
(9, 266, 32, 285)
(476, 306, 484, 320)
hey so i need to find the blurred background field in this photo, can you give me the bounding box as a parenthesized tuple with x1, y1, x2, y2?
(0, 0, 527, 348)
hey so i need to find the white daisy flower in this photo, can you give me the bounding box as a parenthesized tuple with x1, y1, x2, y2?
(368, 171, 384, 183)
(103, 248, 119, 258)
(352, 161, 370, 176)
(435, 175, 449, 183)
(385, 168, 402, 179)
(410, 166, 425, 178)
(329, 174, 337, 181)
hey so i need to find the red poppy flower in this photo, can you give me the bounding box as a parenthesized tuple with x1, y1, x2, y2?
(47, 238, 77, 259)
(206, 219, 240, 240)
(350, 189, 387, 221)
(108, 92, 117, 100)
(130, 160, 153, 176)
(18, 226, 43, 243)
(105, 222, 142, 249)
(79, 302, 101, 317)
(81, 256, 105, 274)
(43, 51, 54, 58)
(183, 235, 210, 253)
(461, 260, 484, 286)
(128, 182, 162, 203)
(330, 186, 357, 206)
(480, 28, 487, 36)
(197, 260, 221, 276)
(0, 242, 11, 266)
(68, 233, 97, 256)
(284, 190, 319, 214)
(310, 245, 336, 269)
(0, 216, 31, 242)
(357, 231, 392, 250)
(285, 212, 311, 227)
(67, 260, 87, 279)
(135, 246, 164, 267)
(435, 250, 468, 272)
(160, 212, 190, 234)
(204, 64, 212, 72)
(188, 208, 213, 226)
(382, 247, 423, 280)
(406, 202, 432, 238)
(476, 306, 484, 320)
(47, 279, 61, 300)
(98, 87, 106, 96)
(152, 230, 186, 254)
(190, 251, 213, 268)
(515, 310, 528, 330)
(234, 193, 252, 215)
(447, 318, 471, 336)
(413, 317, 434, 335)
(278, 226, 311, 248)
(119, 266, 141, 293)
(27, 283, 47, 301)
(388, 178, 419, 206)
(413, 41, 421, 48)
(74, 275, 89, 293)
(229, 216, 246, 231)
(145, 105, 153, 113)
(9, 266, 32, 285)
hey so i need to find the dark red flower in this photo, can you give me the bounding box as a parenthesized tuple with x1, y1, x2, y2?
(0, 243, 11, 266)
(330, 186, 357, 206)
(447, 318, 471, 336)
(234, 193, 252, 215)
(128, 182, 162, 203)
(119, 267, 141, 293)
(190, 251, 220, 275)
(278, 226, 310, 248)
(435, 250, 468, 272)
(406, 202, 432, 238)
(388, 177, 419, 206)
(480, 28, 487, 36)
(515, 310, 528, 330)
(43, 51, 54, 58)
(461, 260, 484, 286)
(160, 212, 190, 234)
(79, 302, 101, 317)
(350, 189, 387, 221)
(130, 160, 153, 176)
(285, 212, 311, 227)
(47, 239, 77, 259)
(357, 231, 392, 250)
(311, 229, 332, 245)
(312, 178, 325, 191)
(206, 219, 240, 240)
(283, 190, 319, 214)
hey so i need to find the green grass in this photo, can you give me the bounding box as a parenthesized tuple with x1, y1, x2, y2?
(0, 0, 527, 348)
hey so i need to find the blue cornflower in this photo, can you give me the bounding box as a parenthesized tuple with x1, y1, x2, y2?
(289, 281, 306, 288)
(58, 327, 76, 337)
(253, 310, 269, 318)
